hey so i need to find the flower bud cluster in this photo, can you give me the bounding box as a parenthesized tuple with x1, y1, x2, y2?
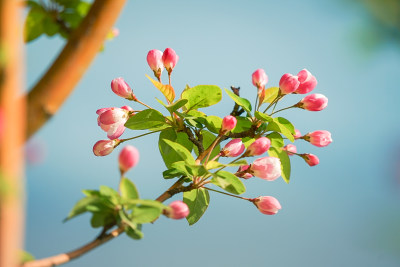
(147, 48, 179, 81)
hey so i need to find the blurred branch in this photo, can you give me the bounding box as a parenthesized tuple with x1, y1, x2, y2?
(0, 1, 26, 267)
(26, 0, 127, 139)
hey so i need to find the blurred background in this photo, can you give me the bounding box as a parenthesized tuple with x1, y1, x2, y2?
(25, 0, 400, 266)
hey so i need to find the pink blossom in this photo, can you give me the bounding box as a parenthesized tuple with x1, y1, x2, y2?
(302, 153, 319, 166)
(236, 165, 253, 179)
(252, 69, 268, 91)
(244, 137, 271, 156)
(293, 129, 302, 139)
(283, 144, 297, 155)
(298, 93, 328, 111)
(306, 130, 332, 147)
(147, 49, 164, 80)
(97, 107, 131, 139)
(254, 196, 281, 215)
(162, 48, 179, 74)
(279, 73, 300, 95)
(119, 145, 140, 174)
(295, 69, 317, 94)
(221, 139, 245, 157)
(250, 157, 281, 181)
(111, 77, 135, 100)
(166, 201, 189, 220)
(93, 139, 120, 156)
(221, 115, 237, 133)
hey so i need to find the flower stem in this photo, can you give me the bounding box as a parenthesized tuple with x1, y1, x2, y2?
(134, 99, 153, 110)
(269, 105, 296, 115)
(119, 130, 161, 143)
(202, 187, 251, 201)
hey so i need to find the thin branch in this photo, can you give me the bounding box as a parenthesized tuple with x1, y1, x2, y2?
(229, 86, 245, 116)
(26, 0, 127, 139)
(182, 125, 204, 155)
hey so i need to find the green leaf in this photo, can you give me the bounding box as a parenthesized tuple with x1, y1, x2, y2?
(266, 132, 284, 148)
(183, 188, 210, 225)
(211, 170, 246, 195)
(241, 137, 255, 148)
(20, 250, 35, 263)
(90, 212, 108, 228)
(146, 74, 175, 103)
(64, 196, 101, 221)
(206, 159, 248, 170)
(268, 147, 291, 183)
(24, 6, 46, 42)
(193, 130, 221, 160)
(266, 117, 295, 142)
(43, 16, 60, 37)
(263, 87, 279, 103)
(120, 178, 139, 200)
(132, 205, 162, 224)
(166, 99, 188, 113)
(205, 115, 222, 134)
(125, 109, 168, 130)
(75, 1, 91, 16)
(181, 85, 222, 110)
(255, 111, 273, 122)
(125, 224, 143, 240)
(162, 139, 195, 165)
(231, 117, 252, 133)
(224, 88, 252, 114)
(159, 128, 180, 168)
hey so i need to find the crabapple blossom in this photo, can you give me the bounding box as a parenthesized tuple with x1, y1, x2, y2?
(111, 78, 135, 100)
(97, 107, 131, 139)
(119, 145, 140, 174)
(279, 73, 300, 95)
(236, 165, 253, 179)
(306, 130, 332, 147)
(165, 201, 189, 220)
(295, 69, 317, 94)
(220, 139, 245, 157)
(252, 69, 268, 91)
(250, 156, 281, 181)
(220, 115, 237, 134)
(293, 129, 302, 139)
(302, 153, 319, 166)
(162, 48, 179, 74)
(283, 144, 297, 155)
(253, 196, 282, 215)
(244, 137, 271, 157)
(298, 94, 328, 111)
(93, 139, 120, 156)
(147, 49, 164, 80)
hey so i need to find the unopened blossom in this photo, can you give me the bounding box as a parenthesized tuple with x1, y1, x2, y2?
(295, 69, 317, 94)
(250, 156, 281, 181)
(306, 130, 332, 147)
(162, 48, 179, 74)
(236, 165, 253, 179)
(165, 201, 189, 220)
(253, 196, 282, 215)
(111, 77, 135, 100)
(293, 129, 302, 139)
(279, 73, 300, 95)
(220, 115, 237, 134)
(302, 153, 319, 166)
(244, 137, 271, 157)
(97, 107, 132, 140)
(221, 139, 245, 157)
(147, 49, 164, 80)
(297, 94, 328, 111)
(119, 145, 140, 174)
(283, 144, 297, 155)
(93, 139, 120, 156)
(252, 69, 268, 91)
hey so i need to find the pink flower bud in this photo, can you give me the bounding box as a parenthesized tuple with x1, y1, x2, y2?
(252, 69, 268, 91)
(119, 145, 140, 174)
(147, 49, 164, 80)
(283, 144, 297, 155)
(165, 201, 189, 220)
(221, 115, 237, 133)
(295, 69, 317, 94)
(293, 129, 302, 139)
(298, 93, 328, 111)
(302, 153, 319, 166)
(254, 196, 281, 215)
(244, 137, 271, 156)
(111, 77, 135, 100)
(93, 139, 120, 156)
(121, 105, 134, 111)
(98, 107, 131, 139)
(279, 73, 300, 95)
(250, 157, 281, 181)
(221, 139, 245, 157)
(306, 130, 332, 147)
(162, 48, 179, 74)
(235, 165, 253, 179)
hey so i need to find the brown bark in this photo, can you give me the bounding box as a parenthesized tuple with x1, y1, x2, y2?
(0, 1, 26, 267)
(26, 0, 127, 138)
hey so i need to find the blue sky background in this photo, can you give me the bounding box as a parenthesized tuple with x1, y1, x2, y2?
(25, 1, 400, 266)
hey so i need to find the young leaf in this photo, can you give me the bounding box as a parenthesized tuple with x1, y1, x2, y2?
(120, 178, 139, 200)
(159, 128, 182, 168)
(183, 188, 210, 225)
(162, 139, 195, 165)
(166, 99, 188, 113)
(231, 117, 252, 133)
(205, 116, 222, 134)
(20, 250, 35, 264)
(181, 85, 222, 110)
(193, 130, 221, 160)
(125, 224, 143, 240)
(132, 205, 163, 224)
(146, 74, 175, 103)
(24, 6, 46, 42)
(266, 117, 295, 142)
(64, 196, 101, 221)
(266, 132, 284, 148)
(206, 159, 248, 170)
(90, 212, 109, 228)
(263, 87, 279, 103)
(224, 88, 252, 114)
(211, 170, 246, 195)
(268, 147, 291, 183)
(125, 109, 169, 130)
(255, 111, 273, 123)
